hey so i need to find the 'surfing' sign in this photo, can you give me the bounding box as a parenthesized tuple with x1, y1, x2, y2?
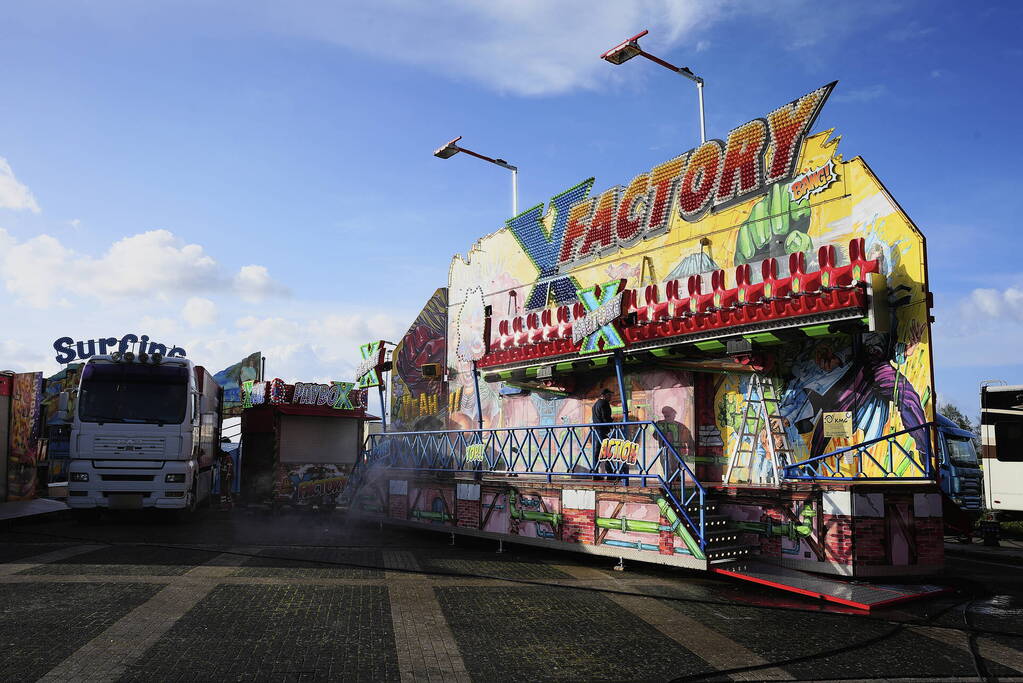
(53, 334, 186, 364)
(508, 82, 836, 308)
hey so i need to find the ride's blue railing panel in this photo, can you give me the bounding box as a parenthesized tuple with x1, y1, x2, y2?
(782, 422, 935, 481)
(364, 421, 706, 549)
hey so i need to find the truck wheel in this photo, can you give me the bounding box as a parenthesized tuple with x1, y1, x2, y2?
(187, 481, 199, 514)
(174, 482, 199, 522)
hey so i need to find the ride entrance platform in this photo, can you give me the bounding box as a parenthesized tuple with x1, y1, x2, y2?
(711, 559, 951, 611)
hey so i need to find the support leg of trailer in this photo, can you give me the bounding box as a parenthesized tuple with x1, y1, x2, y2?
(496, 539, 505, 554)
(472, 360, 485, 430)
(613, 350, 630, 423)
(450, 532, 456, 546)
(614, 557, 625, 572)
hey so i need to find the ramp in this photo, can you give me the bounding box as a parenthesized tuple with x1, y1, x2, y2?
(711, 560, 951, 611)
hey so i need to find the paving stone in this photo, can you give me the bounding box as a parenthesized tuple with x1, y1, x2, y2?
(232, 548, 384, 579)
(654, 591, 1020, 680)
(435, 585, 711, 681)
(17, 544, 220, 576)
(418, 549, 572, 580)
(0, 582, 160, 681)
(0, 543, 74, 563)
(116, 584, 398, 682)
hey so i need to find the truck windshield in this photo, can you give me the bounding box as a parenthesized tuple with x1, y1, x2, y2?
(78, 363, 189, 424)
(946, 436, 979, 467)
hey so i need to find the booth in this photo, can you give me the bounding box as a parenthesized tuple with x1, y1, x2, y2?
(240, 378, 374, 509)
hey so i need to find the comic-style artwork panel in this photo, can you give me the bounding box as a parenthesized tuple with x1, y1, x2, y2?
(8, 372, 43, 500)
(481, 489, 510, 534)
(596, 498, 663, 554)
(391, 288, 448, 432)
(274, 463, 352, 507)
(509, 489, 561, 540)
(408, 485, 456, 526)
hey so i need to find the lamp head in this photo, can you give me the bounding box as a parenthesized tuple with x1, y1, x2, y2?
(433, 136, 463, 159)
(601, 30, 648, 65)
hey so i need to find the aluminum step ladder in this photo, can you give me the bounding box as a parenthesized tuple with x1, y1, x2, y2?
(724, 375, 793, 486)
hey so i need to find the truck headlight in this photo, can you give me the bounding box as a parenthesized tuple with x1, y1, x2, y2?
(165, 473, 186, 483)
(71, 472, 89, 482)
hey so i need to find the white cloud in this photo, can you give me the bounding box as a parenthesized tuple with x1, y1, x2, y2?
(962, 286, 1023, 322)
(234, 264, 291, 303)
(182, 297, 217, 327)
(0, 157, 40, 213)
(0, 228, 287, 309)
(259, 1, 731, 96)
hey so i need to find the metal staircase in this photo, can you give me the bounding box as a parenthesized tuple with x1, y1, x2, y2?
(724, 375, 793, 486)
(685, 498, 754, 564)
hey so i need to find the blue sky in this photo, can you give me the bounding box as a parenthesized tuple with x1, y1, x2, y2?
(1, 1, 1020, 417)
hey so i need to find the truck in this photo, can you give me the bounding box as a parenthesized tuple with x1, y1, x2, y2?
(981, 383, 1023, 520)
(67, 353, 223, 517)
(935, 413, 983, 535)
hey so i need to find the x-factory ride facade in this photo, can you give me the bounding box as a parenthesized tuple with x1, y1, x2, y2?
(349, 82, 944, 579)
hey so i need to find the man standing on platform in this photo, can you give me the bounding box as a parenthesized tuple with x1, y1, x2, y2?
(591, 388, 613, 481)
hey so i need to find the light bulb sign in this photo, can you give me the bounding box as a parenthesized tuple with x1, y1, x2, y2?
(573, 280, 626, 354)
(53, 334, 186, 364)
(355, 340, 386, 388)
(241, 378, 367, 411)
(506, 82, 836, 309)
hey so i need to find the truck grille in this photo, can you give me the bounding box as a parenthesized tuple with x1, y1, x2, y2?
(92, 436, 167, 457)
(100, 474, 155, 482)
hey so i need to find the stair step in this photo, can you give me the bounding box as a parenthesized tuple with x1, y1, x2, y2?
(705, 544, 755, 563)
(702, 515, 730, 528)
(704, 530, 743, 545)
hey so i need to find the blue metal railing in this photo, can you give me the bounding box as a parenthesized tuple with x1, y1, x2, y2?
(362, 421, 707, 550)
(782, 422, 935, 481)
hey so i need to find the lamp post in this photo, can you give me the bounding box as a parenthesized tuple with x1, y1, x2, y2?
(601, 30, 706, 144)
(433, 136, 519, 216)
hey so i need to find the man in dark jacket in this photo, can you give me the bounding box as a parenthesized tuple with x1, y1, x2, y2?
(591, 388, 614, 481)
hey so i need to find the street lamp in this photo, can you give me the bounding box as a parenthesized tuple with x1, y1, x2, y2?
(601, 30, 706, 144)
(433, 136, 519, 216)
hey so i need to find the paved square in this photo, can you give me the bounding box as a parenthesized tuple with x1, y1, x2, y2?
(435, 585, 712, 680)
(17, 544, 221, 576)
(116, 584, 398, 682)
(0, 582, 161, 681)
(418, 549, 572, 579)
(233, 547, 384, 579)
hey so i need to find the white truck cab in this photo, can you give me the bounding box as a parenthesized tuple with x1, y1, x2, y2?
(67, 353, 222, 514)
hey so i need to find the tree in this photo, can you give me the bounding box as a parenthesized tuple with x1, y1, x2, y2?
(939, 402, 977, 433)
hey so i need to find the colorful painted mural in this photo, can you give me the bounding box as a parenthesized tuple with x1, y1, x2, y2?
(8, 372, 43, 500)
(274, 463, 351, 508)
(391, 288, 449, 431)
(442, 81, 932, 482)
